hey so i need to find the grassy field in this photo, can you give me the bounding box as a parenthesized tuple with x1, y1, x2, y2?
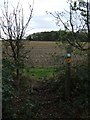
(22, 67, 58, 79)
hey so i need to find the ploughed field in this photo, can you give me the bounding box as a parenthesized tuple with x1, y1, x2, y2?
(23, 41, 65, 67)
(2, 40, 87, 68)
(23, 41, 87, 68)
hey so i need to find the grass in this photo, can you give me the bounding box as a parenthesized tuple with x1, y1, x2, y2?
(22, 67, 58, 79)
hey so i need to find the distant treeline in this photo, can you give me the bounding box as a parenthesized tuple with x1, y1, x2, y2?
(26, 31, 59, 41)
(26, 30, 88, 42)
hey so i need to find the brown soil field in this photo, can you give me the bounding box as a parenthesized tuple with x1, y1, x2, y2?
(23, 41, 87, 68)
(2, 40, 87, 68)
(23, 41, 66, 67)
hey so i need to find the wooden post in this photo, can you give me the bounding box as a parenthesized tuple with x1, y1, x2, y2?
(65, 45, 72, 99)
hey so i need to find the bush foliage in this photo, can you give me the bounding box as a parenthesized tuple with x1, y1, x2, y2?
(2, 57, 88, 119)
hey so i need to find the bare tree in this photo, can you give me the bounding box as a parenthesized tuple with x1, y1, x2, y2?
(47, 0, 90, 99)
(47, 0, 89, 49)
(0, 0, 34, 88)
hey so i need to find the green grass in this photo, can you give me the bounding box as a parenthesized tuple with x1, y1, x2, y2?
(22, 67, 58, 79)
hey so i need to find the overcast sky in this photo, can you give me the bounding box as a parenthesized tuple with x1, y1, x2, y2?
(0, 0, 70, 35)
(30, 0, 69, 34)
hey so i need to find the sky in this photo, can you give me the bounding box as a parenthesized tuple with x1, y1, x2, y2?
(29, 0, 68, 34)
(0, 0, 70, 35)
